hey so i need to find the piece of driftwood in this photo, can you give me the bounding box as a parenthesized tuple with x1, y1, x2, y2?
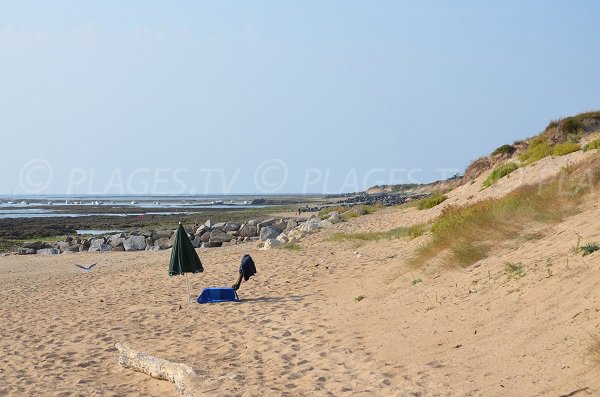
(116, 343, 202, 397)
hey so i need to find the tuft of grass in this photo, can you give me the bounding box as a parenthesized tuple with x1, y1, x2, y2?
(519, 137, 552, 165)
(482, 162, 519, 189)
(504, 262, 525, 279)
(340, 204, 384, 221)
(354, 295, 366, 302)
(418, 193, 447, 210)
(584, 138, 600, 152)
(552, 142, 581, 156)
(410, 167, 585, 269)
(491, 144, 515, 156)
(581, 242, 599, 257)
(412, 278, 423, 285)
(330, 224, 425, 242)
(279, 243, 301, 251)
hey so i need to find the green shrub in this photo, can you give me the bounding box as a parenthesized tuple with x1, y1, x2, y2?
(552, 142, 580, 156)
(491, 144, 515, 156)
(418, 193, 447, 210)
(584, 138, 600, 152)
(581, 242, 599, 256)
(519, 137, 552, 165)
(482, 162, 519, 188)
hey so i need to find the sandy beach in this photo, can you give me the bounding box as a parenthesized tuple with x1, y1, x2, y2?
(2, 146, 600, 396)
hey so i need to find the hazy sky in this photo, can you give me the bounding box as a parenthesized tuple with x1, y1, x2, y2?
(1, 1, 599, 195)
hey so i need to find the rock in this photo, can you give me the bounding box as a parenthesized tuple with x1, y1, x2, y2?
(223, 222, 241, 232)
(192, 237, 201, 248)
(276, 234, 289, 244)
(262, 239, 282, 250)
(209, 229, 233, 244)
(328, 212, 342, 224)
(37, 248, 60, 255)
(204, 219, 214, 229)
(23, 241, 46, 250)
(286, 220, 298, 231)
(318, 220, 333, 228)
(61, 243, 80, 253)
(195, 225, 210, 235)
(99, 244, 112, 252)
(154, 237, 171, 249)
(247, 219, 259, 226)
(124, 236, 147, 251)
(200, 231, 211, 243)
(257, 218, 275, 228)
(17, 248, 36, 255)
(272, 220, 287, 230)
(288, 228, 308, 240)
(238, 224, 257, 238)
(260, 226, 283, 241)
(145, 237, 154, 248)
(88, 238, 106, 252)
(108, 234, 126, 247)
(299, 219, 321, 233)
(152, 230, 172, 239)
(213, 222, 227, 230)
(146, 245, 161, 252)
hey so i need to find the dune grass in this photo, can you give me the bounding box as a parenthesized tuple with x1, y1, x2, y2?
(519, 137, 552, 165)
(418, 193, 447, 210)
(410, 167, 590, 268)
(330, 223, 424, 242)
(482, 162, 519, 189)
(584, 138, 600, 152)
(491, 144, 514, 156)
(552, 141, 581, 156)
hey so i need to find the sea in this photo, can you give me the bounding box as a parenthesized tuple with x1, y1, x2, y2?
(0, 194, 277, 219)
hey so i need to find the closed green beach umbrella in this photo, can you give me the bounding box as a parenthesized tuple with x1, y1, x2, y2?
(169, 223, 203, 276)
(169, 223, 203, 303)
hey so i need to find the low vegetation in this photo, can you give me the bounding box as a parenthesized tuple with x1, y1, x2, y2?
(410, 163, 596, 268)
(354, 295, 366, 302)
(482, 162, 519, 188)
(519, 137, 552, 165)
(418, 193, 447, 210)
(330, 223, 425, 242)
(491, 144, 515, 156)
(580, 242, 599, 257)
(504, 262, 525, 279)
(584, 138, 600, 152)
(279, 243, 301, 251)
(552, 141, 581, 156)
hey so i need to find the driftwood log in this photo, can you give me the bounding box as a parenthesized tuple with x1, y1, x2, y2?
(116, 343, 203, 397)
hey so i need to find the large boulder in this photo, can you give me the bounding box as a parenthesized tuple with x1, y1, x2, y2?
(108, 234, 126, 247)
(328, 212, 342, 224)
(223, 222, 241, 232)
(17, 248, 36, 255)
(195, 225, 210, 235)
(257, 218, 275, 230)
(191, 236, 201, 248)
(152, 230, 172, 240)
(262, 239, 282, 250)
(299, 219, 321, 233)
(260, 226, 282, 241)
(238, 224, 257, 238)
(37, 248, 60, 255)
(124, 236, 147, 251)
(209, 229, 233, 244)
(200, 231, 211, 243)
(154, 237, 171, 249)
(204, 219, 214, 229)
(286, 220, 298, 231)
(23, 241, 46, 250)
(88, 238, 106, 252)
(213, 222, 227, 230)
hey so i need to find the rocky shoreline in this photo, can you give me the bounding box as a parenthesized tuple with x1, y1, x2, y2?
(14, 212, 343, 255)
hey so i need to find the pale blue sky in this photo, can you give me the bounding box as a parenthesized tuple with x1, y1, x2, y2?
(1, 1, 599, 194)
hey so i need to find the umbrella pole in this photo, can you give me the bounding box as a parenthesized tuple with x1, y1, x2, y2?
(185, 273, 191, 304)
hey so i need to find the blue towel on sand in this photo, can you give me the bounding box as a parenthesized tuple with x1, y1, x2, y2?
(197, 287, 239, 303)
